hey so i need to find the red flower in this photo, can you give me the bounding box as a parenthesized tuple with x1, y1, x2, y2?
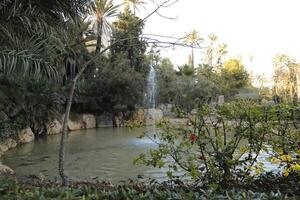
(189, 133, 198, 142)
(198, 155, 205, 160)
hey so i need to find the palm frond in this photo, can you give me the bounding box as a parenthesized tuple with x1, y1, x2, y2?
(0, 0, 12, 11)
(0, 49, 58, 80)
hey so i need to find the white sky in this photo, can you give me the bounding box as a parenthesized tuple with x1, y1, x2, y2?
(133, 0, 300, 79)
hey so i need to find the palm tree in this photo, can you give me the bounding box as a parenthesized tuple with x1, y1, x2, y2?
(0, 0, 94, 187)
(272, 54, 292, 97)
(92, 0, 119, 54)
(206, 34, 218, 68)
(0, 0, 92, 81)
(256, 74, 268, 95)
(123, 0, 146, 15)
(215, 43, 227, 70)
(184, 30, 202, 68)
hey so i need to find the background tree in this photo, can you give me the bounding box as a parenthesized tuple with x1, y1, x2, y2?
(204, 34, 228, 71)
(92, 0, 119, 54)
(255, 74, 269, 97)
(219, 58, 250, 97)
(156, 58, 177, 104)
(110, 8, 148, 75)
(123, 0, 146, 15)
(272, 54, 300, 101)
(184, 30, 202, 68)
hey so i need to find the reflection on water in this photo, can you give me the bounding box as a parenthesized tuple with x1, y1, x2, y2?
(1, 127, 280, 182)
(2, 127, 171, 182)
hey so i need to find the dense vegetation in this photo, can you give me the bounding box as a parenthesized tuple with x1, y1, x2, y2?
(135, 101, 300, 183)
(0, 0, 150, 139)
(0, 175, 299, 199)
(0, 0, 300, 198)
(0, 0, 253, 139)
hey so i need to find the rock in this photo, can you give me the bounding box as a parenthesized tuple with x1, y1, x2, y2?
(132, 108, 146, 124)
(82, 114, 96, 129)
(145, 108, 163, 125)
(38, 172, 46, 181)
(0, 144, 8, 157)
(4, 138, 17, 149)
(0, 163, 14, 175)
(0, 132, 17, 158)
(267, 100, 275, 106)
(157, 104, 174, 117)
(113, 112, 124, 127)
(0, 111, 9, 122)
(46, 113, 98, 131)
(46, 119, 63, 135)
(190, 109, 198, 115)
(68, 114, 84, 131)
(218, 95, 225, 105)
(18, 128, 34, 144)
(68, 119, 84, 131)
(96, 112, 113, 128)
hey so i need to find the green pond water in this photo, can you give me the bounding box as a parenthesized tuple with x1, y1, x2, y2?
(1, 127, 280, 182)
(1, 127, 172, 182)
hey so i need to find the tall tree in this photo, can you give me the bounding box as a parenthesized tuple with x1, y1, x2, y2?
(204, 34, 227, 71)
(58, 0, 175, 186)
(110, 8, 147, 74)
(206, 34, 217, 67)
(219, 58, 250, 97)
(184, 30, 202, 68)
(92, 0, 119, 54)
(272, 54, 294, 99)
(123, 0, 146, 15)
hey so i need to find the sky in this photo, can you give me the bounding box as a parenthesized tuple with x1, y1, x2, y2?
(133, 0, 300, 80)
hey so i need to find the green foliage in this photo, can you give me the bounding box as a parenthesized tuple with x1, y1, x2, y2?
(0, 177, 298, 199)
(272, 54, 300, 101)
(220, 59, 250, 95)
(197, 59, 250, 99)
(0, 0, 149, 135)
(73, 60, 145, 114)
(0, 75, 65, 135)
(177, 64, 195, 76)
(156, 58, 177, 104)
(0, 0, 93, 81)
(156, 59, 219, 113)
(110, 8, 148, 75)
(135, 100, 300, 185)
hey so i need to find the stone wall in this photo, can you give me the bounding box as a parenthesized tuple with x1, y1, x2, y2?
(0, 162, 14, 175)
(132, 108, 146, 124)
(46, 119, 63, 135)
(96, 112, 113, 128)
(82, 114, 96, 129)
(0, 127, 35, 158)
(46, 113, 97, 134)
(0, 113, 97, 174)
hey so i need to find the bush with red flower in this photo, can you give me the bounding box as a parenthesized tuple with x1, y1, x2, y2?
(134, 100, 300, 185)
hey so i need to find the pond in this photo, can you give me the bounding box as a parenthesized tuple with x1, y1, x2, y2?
(1, 127, 280, 182)
(1, 127, 173, 182)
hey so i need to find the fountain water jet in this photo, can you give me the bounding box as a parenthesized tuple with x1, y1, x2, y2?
(145, 62, 156, 108)
(144, 61, 163, 125)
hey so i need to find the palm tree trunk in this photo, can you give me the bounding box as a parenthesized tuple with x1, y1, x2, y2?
(96, 20, 103, 54)
(191, 48, 194, 69)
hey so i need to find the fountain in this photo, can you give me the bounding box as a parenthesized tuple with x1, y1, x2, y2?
(144, 61, 163, 125)
(146, 62, 156, 108)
